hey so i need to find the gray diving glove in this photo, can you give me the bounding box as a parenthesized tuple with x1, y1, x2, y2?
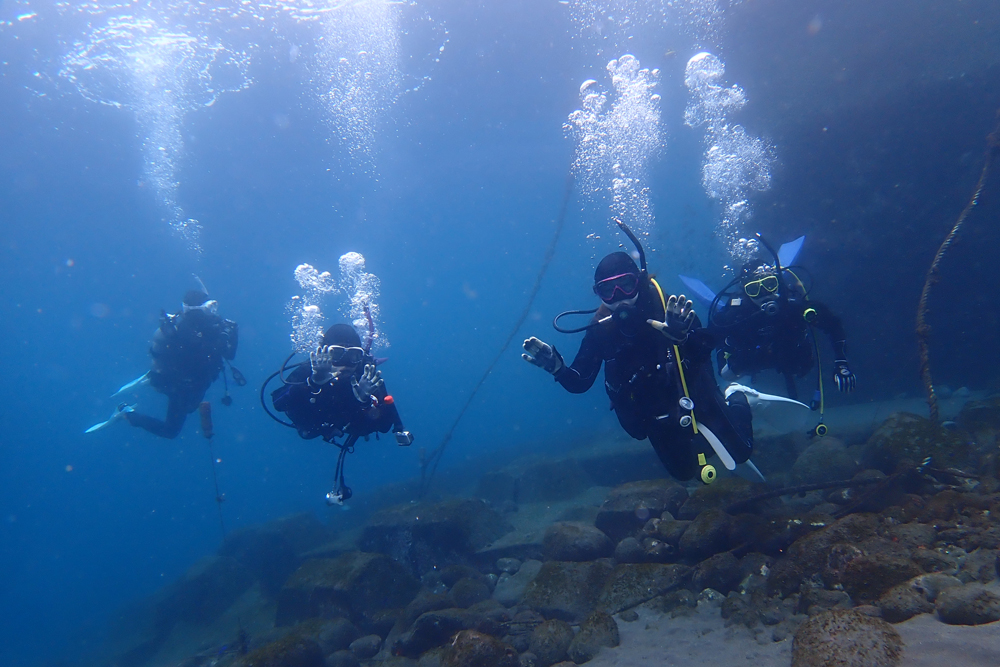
(647, 294, 696, 342)
(522, 337, 564, 375)
(352, 363, 383, 402)
(310, 345, 336, 385)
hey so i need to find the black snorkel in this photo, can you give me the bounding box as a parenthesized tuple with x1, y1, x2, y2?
(754, 232, 790, 313)
(552, 217, 649, 334)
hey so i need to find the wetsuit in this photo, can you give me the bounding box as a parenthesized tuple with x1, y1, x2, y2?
(709, 270, 847, 399)
(555, 281, 754, 481)
(127, 310, 238, 438)
(270, 362, 403, 443)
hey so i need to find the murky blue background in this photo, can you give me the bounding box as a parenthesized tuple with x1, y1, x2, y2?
(1, 1, 999, 665)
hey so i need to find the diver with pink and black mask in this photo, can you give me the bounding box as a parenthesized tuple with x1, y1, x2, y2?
(522, 220, 759, 484)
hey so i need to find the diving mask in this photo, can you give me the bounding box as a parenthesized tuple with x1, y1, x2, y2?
(743, 275, 779, 298)
(182, 299, 219, 315)
(324, 345, 366, 366)
(594, 272, 640, 303)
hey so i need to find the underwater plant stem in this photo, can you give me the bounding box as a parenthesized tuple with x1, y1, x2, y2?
(917, 114, 1000, 421)
(725, 476, 887, 514)
(419, 173, 575, 498)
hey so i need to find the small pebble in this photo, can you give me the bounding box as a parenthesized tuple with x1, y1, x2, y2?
(619, 609, 639, 622)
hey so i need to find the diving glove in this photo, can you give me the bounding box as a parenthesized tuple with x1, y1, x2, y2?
(833, 361, 856, 392)
(647, 294, 695, 342)
(310, 345, 336, 385)
(522, 337, 564, 375)
(352, 364, 383, 402)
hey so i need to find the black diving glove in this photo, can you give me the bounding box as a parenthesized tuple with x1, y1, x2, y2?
(309, 345, 336, 385)
(833, 360, 856, 392)
(647, 294, 695, 342)
(522, 337, 564, 375)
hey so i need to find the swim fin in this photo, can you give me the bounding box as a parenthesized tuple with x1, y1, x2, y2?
(698, 423, 736, 471)
(112, 372, 149, 397)
(85, 403, 135, 433)
(678, 275, 718, 308)
(778, 235, 805, 267)
(734, 459, 766, 483)
(724, 383, 810, 410)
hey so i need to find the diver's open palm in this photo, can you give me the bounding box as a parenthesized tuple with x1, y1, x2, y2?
(310, 345, 335, 385)
(648, 294, 695, 342)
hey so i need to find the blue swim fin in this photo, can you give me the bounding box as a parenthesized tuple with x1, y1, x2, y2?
(678, 275, 718, 308)
(778, 236, 805, 267)
(113, 372, 149, 397)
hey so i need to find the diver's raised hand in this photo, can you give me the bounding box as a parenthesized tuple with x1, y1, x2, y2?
(833, 360, 856, 392)
(352, 364, 383, 402)
(310, 345, 335, 385)
(648, 294, 695, 342)
(522, 337, 564, 376)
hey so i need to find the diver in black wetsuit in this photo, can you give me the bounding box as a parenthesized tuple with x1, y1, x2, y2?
(125, 290, 240, 438)
(265, 323, 412, 503)
(707, 239, 856, 403)
(522, 222, 755, 483)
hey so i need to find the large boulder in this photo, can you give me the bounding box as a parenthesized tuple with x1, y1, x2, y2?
(691, 552, 741, 595)
(360, 499, 513, 575)
(493, 559, 543, 607)
(275, 552, 420, 627)
(596, 563, 690, 614)
(936, 584, 1000, 625)
(528, 619, 574, 666)
(677, 509, 731, 560)
(791, 609, 902, 667)
(791, 438, 858, 484)
(862, 412, 975, 474)
(521, 560, 614, 622)
(836, 544, 922, 603)
(676, 478, 760, 520)
(567, 610, 619, 664)
(392, 607, 503, 657)
(441, 630, 518, 667)
(235, 634, 325, 667)
(542, 522, 613, 562)
(594, 480, 688, 543)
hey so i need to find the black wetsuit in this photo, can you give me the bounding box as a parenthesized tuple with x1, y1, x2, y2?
(709, 271, 847, 399)
(270, 362, 403, 443)
(127, 310, 238, 438)
(554, 281, 753, 481)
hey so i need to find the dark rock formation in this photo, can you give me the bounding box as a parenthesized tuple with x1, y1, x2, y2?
(594, 480, 688, 543)
(325, 650, 360, 667)
(791, 437, 859, 484)
(791, 609, 902, 667)
(276, 552, 420, 627)
(542, 522, 614, 562)
(477, 459, 592, 505)
(677, 508, 731, 560)
(936, 584, 1000, 625)
(862, 412, 974, 474)
(441, 630, 518, 667)
(236, 634, 324, 667)
(528, 619, 574, 666)
(392, 607, 502, 657)
(493, 559, 542, 607)
(676, 478, 759, 520)
(691, 551, 741, 595)
(613, 537, 645, 564)
(596, 563, 690, 614)
(359, 499, 513, 575)
(521, 560, 614, 622)
(567, 610, 619, 664)
(451, 577, 492, 608)
(348, 634, 381, 660)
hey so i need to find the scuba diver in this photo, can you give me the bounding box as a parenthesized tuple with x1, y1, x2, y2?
(522, 220, 760, 484)
(87, 290, 243, 438)
(698, 235, 855, 429)
(262, 322, 413, 504)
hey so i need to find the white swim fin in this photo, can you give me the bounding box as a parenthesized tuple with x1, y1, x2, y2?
(698, 423, 736, 471)
(735, 459, 766, 483)
(85, 403, 135, 433)
(112, 372, 149, 397)
(725, 383, 809, 410)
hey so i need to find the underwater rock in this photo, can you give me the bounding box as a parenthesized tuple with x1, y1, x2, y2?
(652, 517, 690, 546)
(645, 589, 698, 615)
(517, 652, 539, 667)
(478, 459, 592, 506)
(935, 583, 1000, 625)
(593, 479, 688, 543)
(691, 551, 741, 595)
(360, 499, 513, 575)
(325, 650, 360, 667)
(497, 558, 522, 574)
(276, 552, 420, 627)
(236, 634, 325, 667)
(677, 508, 731, 560)
(911, 547, 960, 575)
(451, 577, 493, 609)
(791, 609, 902, 667)
(863, 412, 974, 474)
(393, 608, 502, 657)
(877, 580, 936, 623)
(221, 513, 335, 597)
(596, 563, 690, 614)
(348, 634, 381, 660)
(613, 537, 645, 564)
(791, 437, 859, 484)
(957, 396, 1000, 433)
(493, 559, 543, 607)
(886, 522, 937, 549)
(503, 609, 543, 653)
(313, 617, 361, 654)
(528, 619, 574, 666)
(441, 630, 518, 667)
(152, 555, 255, 629)
(567, 610, 619, 664)
(440, 564, 489, 588)
(542, 522, 613, 562)
(799, 588, 853, 616)
(521, 560, 614, 622)
(676, 477, 760, 520)
(835, 543, 921, 603)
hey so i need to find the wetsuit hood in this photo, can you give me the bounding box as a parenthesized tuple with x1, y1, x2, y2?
(322, 323, 363, 348)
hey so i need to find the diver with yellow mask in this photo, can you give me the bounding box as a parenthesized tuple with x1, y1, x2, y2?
(523, 220, 759, 484)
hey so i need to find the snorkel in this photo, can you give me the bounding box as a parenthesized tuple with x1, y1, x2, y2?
(753, 232, 790, 313)
(553, 217, 648, 334)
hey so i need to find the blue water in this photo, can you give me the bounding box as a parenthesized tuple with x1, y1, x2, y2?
(2, 1, 999, 665)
